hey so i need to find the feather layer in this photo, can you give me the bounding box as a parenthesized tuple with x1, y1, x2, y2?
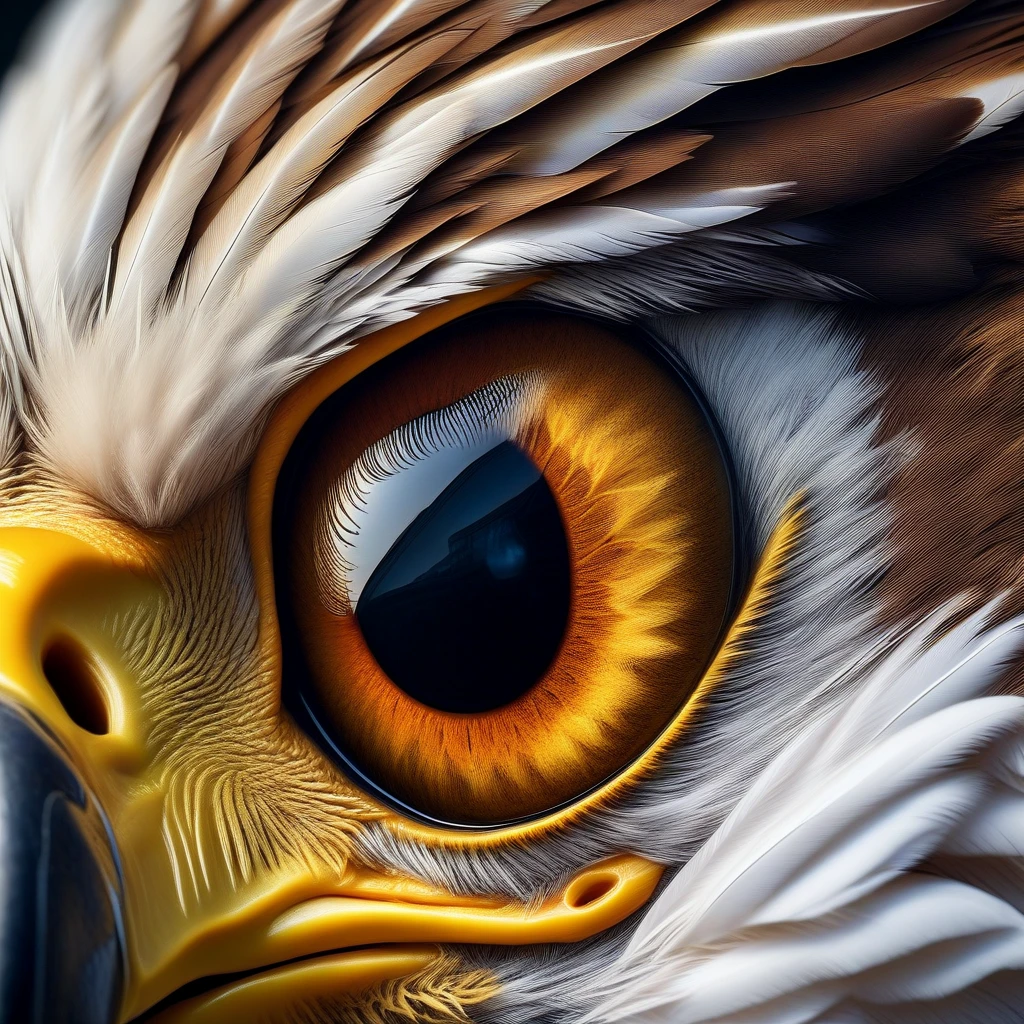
(587, 606, 1024, 1024)
(3, 0, 1024, 527)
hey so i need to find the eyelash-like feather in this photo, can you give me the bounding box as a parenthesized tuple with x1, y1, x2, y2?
(314, 373, 538, 612)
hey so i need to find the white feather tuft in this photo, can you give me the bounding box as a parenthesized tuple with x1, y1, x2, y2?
(584, 609, 1024, 1024)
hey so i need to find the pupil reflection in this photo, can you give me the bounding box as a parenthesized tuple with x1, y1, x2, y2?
(356, 441, 570, 713)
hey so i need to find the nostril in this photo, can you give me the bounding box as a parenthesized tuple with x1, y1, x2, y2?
(41, 636, 110, 736)
(565, 871, 619, 910)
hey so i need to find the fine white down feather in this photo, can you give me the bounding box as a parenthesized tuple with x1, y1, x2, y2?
(587, 605, 1024, 1024)
(480, 604, 1024, 1024)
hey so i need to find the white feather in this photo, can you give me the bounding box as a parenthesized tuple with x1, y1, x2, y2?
(104, 0, 196, 116)
(2, 0, 193, 319)
(416, 186, 792, 288)
(235, 4, 692, 320)
(64, 67, 178, 316)
(110, 0, 346, 317)
(585, 610, 1024, 1024)
(324, 0, 466, 73)
(960, 71, 1024, 144)
(0, 0, 119, 206)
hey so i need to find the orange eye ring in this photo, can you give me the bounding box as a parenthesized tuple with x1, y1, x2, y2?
(271, 305, 739, 827)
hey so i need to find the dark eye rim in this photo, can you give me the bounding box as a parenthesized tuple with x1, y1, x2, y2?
(272, 301, 748, 831)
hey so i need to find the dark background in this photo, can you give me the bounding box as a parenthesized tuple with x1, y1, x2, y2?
(2, 2, 48, 80)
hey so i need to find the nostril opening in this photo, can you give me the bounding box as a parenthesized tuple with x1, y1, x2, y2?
(41, 636, 110, 736)
(566, 872, 619, 910)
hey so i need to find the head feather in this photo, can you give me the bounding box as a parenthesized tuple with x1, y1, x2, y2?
(1, 0, 1023, 524)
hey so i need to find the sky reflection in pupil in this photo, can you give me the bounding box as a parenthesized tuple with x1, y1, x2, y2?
(356, 441, 571, 714)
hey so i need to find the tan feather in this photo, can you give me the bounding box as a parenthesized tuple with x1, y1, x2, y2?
(409, 142, 526, 210)
(311, 130, 710, 325)
(160, 0, 293, 148)
(416, 86, 978, 290)
(234, 0, 715, 320)
(327, 0, 611, 107)
(384, 128, 710, 268)
(357, 160, 615, 271)
(384, 0, 580, 97)
(291, 0, 467, 102)
(614, 12, 1024, 224)
(280, 0, 548, 134)
(178, 0, 268, 70)
(111, 0, 346, 316)
(706, 3, 1024, 122)
(191, 98, 283, 237)
(187, 28, 468, 308)
(404, 1, 1024, 293)
(519, 0, 609, 26)
(327, 0, 718, 203)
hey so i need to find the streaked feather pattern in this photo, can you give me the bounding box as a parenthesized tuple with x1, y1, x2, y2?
(498, 0, 973, 175)
(0, 0, 1022, 521)
(3, 4, 1024, 1022)
(64, 66, 178, 313)
(186, 29, 465, 308)
(110, 0, 346, 315)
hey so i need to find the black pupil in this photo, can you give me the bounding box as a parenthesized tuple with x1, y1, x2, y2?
(355, 441, 571, 713)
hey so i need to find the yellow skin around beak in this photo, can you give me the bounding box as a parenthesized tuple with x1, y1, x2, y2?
(0, 290, 662, 1022)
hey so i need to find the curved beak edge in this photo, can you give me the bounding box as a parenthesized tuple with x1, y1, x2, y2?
(0, 701, 125, 1024)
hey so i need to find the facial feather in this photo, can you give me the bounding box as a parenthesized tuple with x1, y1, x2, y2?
(0, 0, 1021, 524)
(446, 292, 1024, 1022)
(359, 303, 901, 890)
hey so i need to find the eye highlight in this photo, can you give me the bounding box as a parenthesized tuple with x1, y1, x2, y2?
(315, 373, 571, 714)
(275, 311, 736, 826)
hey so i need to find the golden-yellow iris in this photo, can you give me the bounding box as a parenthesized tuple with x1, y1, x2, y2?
(282, 311, 734, 824)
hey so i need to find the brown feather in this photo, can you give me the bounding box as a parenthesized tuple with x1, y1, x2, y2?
(289, 0, 467, 104)
(191, 99, 282, 237)
(297, 0, 717, 210)
(862, 281, 1024, 641)
(178, 0, 273, 71)
(489, 0, 970, 176)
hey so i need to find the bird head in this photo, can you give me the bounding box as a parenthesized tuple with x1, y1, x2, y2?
(3, 1, 1024, 1022)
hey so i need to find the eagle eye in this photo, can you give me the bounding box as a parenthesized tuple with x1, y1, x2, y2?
(272, 309, 737, 826)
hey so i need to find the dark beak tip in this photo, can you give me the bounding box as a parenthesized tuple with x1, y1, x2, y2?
(0, 703, 125, 1024)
